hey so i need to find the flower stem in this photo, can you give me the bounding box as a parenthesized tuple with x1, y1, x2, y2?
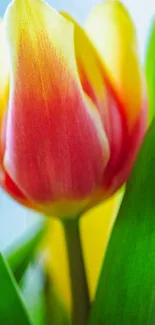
(62, 218, 90, 325)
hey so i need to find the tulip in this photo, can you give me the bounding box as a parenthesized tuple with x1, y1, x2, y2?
(0, 0, 147, 218)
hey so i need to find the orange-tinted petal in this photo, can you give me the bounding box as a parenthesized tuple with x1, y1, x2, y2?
(85, 1, 143, 127)
(4, 0, 109, 210)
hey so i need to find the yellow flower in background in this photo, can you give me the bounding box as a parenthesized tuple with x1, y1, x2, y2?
(43, 192, 121, 309)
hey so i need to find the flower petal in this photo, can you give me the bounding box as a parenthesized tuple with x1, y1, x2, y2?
(61, 12, 127, 182)
(81, 192, 121, 299)
(85, 0, 143, 127)
(0, 20, 9, 127)
(4, 0, 109, 205)
(0, 169, 34, 209)
(61, 12, 109, 126)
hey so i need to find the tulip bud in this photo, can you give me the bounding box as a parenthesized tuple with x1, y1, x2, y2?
(0, 0, 147, 218)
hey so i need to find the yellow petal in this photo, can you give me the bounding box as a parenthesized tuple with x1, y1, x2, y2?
(0, 20, 9, 126)
(61, 12, 109, 123)
(43, 218, 71, 311)
(85, 1, 143, 126)
(81, 191, 121, 298)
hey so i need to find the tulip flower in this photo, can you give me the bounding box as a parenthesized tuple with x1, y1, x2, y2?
(0, 0, 147, 218)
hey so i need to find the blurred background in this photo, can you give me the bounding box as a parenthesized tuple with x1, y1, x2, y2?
(0, 0, 154, 250)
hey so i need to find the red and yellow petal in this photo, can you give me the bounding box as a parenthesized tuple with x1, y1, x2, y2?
(4, 0, 109, 212)
(61, 12, 109, 127)
(60, 12, 125, 179)
(85, 0, 143, 128)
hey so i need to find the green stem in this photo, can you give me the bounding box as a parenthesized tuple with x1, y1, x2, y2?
(62, 218, 90, 325)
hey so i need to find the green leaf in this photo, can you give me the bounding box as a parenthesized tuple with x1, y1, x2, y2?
(0, 253, 32, 325)
(89, 119, 155, 325)
(145, 18, 155, 123)
(21, 260, 70, 325)
(4, 219, 46, 282)
(21, 262, 46, 325)
(44, 271, 70, 325)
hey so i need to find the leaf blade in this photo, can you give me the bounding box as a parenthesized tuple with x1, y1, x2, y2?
(21, 261, 46, 325)
(0, 253, 32, 325)
(89, 119, 155, 325)
(4, 219, 46, 282)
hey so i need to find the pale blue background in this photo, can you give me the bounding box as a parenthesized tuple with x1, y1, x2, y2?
(0, 0, 154, 250)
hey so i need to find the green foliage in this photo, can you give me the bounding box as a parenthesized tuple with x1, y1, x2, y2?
(0, 218, 70, 325)
(0, 253, 32, 325)
(20, 261, 46, 325)
(21, 259, 70, 325)
(89, 120, 155, 325)
(4, 220, 46, 282)
(44, 272, 70, 325)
